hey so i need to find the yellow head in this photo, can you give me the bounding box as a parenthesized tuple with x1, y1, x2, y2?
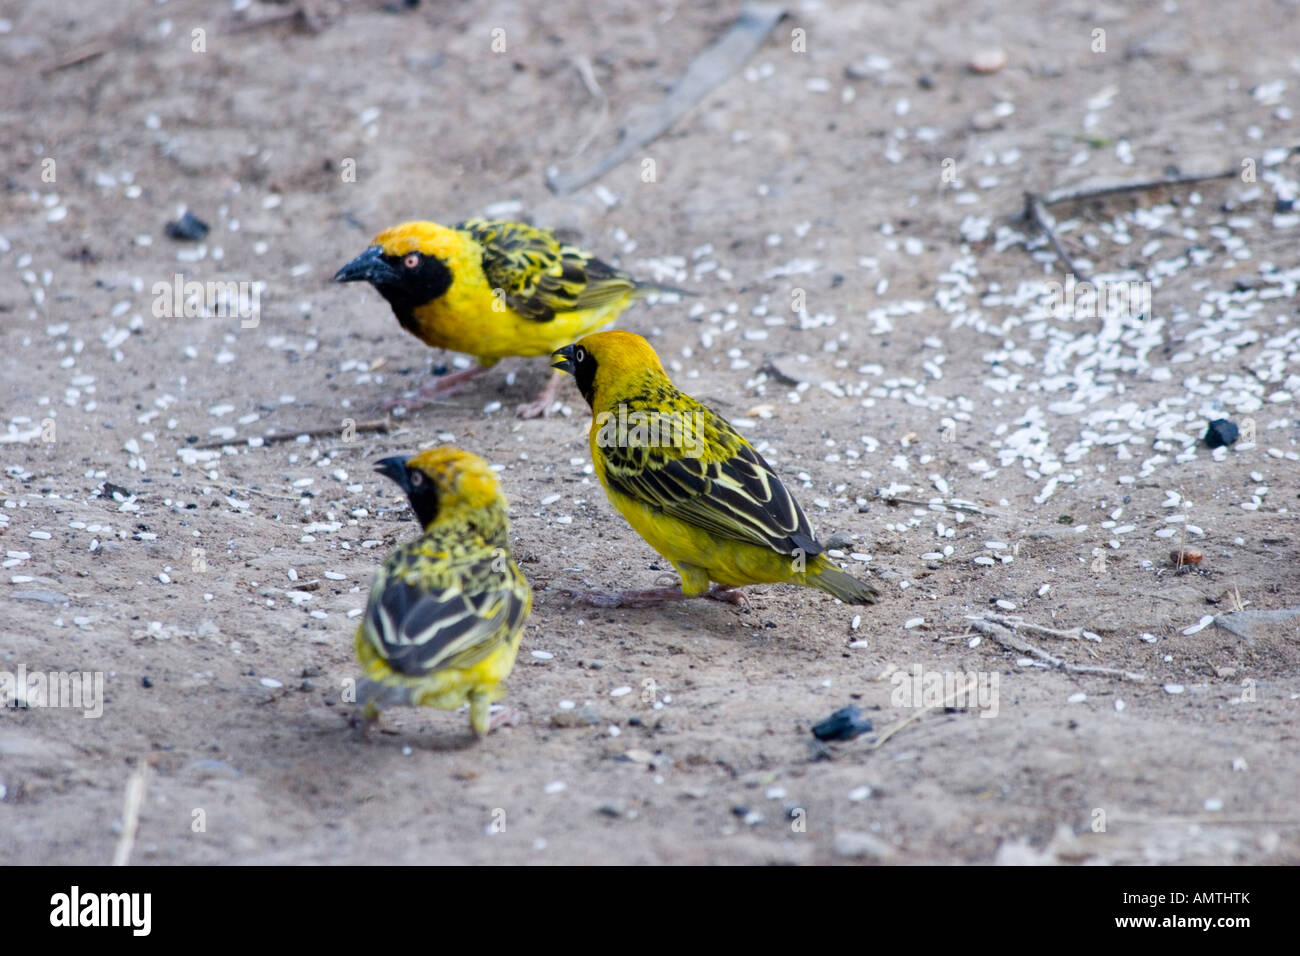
(334, 221, 464, 327)
(375, 446, 506, 530)
(551, 330, 667, 409)
(368, 221, 465, 261)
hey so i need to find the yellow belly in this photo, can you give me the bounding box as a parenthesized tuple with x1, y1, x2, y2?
(354, 626, 522, 711)
(411, 296, 635, 364)
(605, 488, 804, 594)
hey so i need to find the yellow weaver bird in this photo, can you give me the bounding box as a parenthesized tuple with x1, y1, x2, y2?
(335, 218, 686, 418)
(552, 331, 880, 608)
(354, 447, 532, 737)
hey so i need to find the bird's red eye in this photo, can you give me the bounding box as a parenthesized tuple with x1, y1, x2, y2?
(403, 254, 420, 269)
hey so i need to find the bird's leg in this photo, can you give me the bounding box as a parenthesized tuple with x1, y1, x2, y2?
(488, 705, 523, 731)
(382, 365, 488, 410)
(566, 583, 747, 609)
(515, 369, 565, 419)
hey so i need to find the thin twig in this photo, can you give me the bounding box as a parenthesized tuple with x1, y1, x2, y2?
(877, 494, 988, 516)
(870, 675, 979, 750)
(111, 761, 151, 866)
(568, 56, 610, 160)
(192, 418, 391, 450)
(968, 615, 1145, 681)
(981, 612, 1099, 642)
(1025, 191, 1090, 282)
(1022, 159, 1291, 280)
(201, 479, 304, 502)
(41, 43, 108, 75)
(1109, 813, 1300, 827)
(547, 3, 786, 194)
(227, 6, 325, 36)
(1039, 166, 1244, 207)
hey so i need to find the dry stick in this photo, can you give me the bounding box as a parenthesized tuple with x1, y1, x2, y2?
(981, 612, 1097, 642)
(202, 478, 303, 502)
(41, 43, 108, 75)
(111, 762, 150, 866)
(1110, 813, 1300, 827)
(1038, 166, 1246, 207)
(192, 418, 391, 450)
(568, 56, 610, 160)
(1023, 162, 1265, 282)
(546, 3, 786, 195)
(878, 494, 988, 516)
(870, 675, 979, 751)
(968, 616, 1146, 681)
(1024, 192, 1090, 282)
(227, 6, 324, 35)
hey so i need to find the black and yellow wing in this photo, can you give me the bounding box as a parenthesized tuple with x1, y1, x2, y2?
(361, 542, 530, 676)
(457, 218, 639, 323)
(600, 402, 823, 558)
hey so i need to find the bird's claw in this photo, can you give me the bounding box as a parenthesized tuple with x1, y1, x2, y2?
(488, 706, 523, 730)
(515, 398, 555, 419)
(706, 585, 749, 608)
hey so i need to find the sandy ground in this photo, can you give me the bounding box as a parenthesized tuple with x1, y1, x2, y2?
(1, 0, 1297, 865)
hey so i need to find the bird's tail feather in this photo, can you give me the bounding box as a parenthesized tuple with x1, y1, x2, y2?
(808, 562, 880, 605)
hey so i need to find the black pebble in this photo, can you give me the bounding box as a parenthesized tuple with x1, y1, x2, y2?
(165, 210, 209, 241)
(811, 705, 873, 741)
(141, 676, 152, 688)
(1204, 419, 1239, 448)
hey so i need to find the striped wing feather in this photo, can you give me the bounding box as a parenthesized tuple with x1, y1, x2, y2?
(603, 414, 821, 557)
(458, 218, 637, 323)
(364, 549, 528, 676)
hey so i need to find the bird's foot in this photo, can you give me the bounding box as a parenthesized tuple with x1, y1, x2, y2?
(705, 584, 749, 608)
(488, 705, 522, 731)
(515, 396, 557, 419)
(515, 369, 564, 419)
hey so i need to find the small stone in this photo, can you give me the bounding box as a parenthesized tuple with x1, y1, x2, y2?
(165, 210, 210, 241)
(1203, 419, 1239, 448)
(811, 705, 873, 741)
(833, 831, 895, 860)
(968, 49, 1007, 74)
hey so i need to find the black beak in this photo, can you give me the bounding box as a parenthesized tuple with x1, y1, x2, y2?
(552, 344, 576, 375)
(374, 456, 411, 492)
(335, 246, 400, 285)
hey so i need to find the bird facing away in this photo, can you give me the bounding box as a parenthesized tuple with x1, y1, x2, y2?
(552, 331, 880, 608)
(354, 446, 532, 736)
(335, 218, 685, 418)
